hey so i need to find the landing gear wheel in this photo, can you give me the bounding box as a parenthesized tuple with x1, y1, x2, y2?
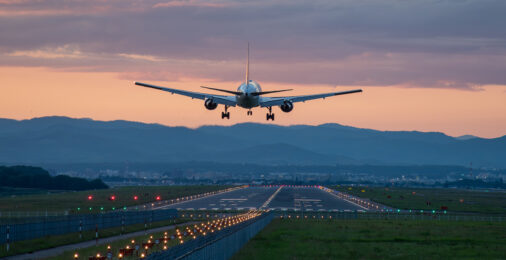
(247, 110, 253, 116)
(266, 106, 275, 121)
(221, 112, 230, 119)
(221, 106, 230, 119)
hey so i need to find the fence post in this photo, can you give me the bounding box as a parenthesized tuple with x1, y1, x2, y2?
(144, 217, 147, 235)
(95, 224, 98, 245)
(6, 225, 10, 252)
(121, 214, 125, 235)
(79, 220, 83, 239)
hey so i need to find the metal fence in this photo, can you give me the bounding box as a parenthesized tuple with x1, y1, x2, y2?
(0, 209, 177, 244)
(147, 212, 274, 260)
(275, 211, 505, 222)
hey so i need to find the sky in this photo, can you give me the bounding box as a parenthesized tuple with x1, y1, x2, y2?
(1, 0, 505, 138)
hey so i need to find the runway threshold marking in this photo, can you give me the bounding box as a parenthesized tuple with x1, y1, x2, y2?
(260, 186, 283, 209)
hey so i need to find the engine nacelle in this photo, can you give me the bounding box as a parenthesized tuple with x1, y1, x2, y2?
(204, 99, 218, 110)
(280, 101, 294, 113)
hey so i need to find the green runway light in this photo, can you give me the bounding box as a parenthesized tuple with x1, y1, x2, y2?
(112, 207, 115, 210)
(420, 210, 423, 213)
(89, 207, 92, 211)
(77, 207, 80, 211)
(123, 206, 127, 210)
(100, 207, 104, 211)
(397, 209, 400, 213)
(432, 210, 435, 213)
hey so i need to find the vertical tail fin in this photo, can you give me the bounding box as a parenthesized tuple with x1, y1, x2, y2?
(245, 42, 249, 85)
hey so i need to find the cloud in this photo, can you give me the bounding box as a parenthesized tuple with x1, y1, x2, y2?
(153, 0, 231, 8)
(118, 53, 166, 62)
(7, 45, 83, 59)
(0, 0, 505, 89)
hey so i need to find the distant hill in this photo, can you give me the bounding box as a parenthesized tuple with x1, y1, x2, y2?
(455, 135, 478, 140)
(0, 165, 108, 190)
(0, 116, 504, 167)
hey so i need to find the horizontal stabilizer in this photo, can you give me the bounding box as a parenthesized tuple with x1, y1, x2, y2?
(251, 89, 293, 96)
(201, 86, 242, 95)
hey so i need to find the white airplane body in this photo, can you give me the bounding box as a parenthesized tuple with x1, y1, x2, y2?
(135, 44, 362, 121)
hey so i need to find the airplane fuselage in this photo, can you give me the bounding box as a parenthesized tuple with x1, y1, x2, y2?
(236, 80, 262, 109)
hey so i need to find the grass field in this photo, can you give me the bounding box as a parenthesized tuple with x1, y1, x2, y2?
(0, 185, 233, 214)
(233, 219, 506, 259)
(333, 186, 506, 214)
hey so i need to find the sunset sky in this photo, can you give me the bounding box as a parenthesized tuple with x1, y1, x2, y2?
(1, 0, 505, 138)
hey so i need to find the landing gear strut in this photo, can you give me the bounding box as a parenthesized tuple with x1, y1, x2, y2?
(266, 107, 275, 121)
(247, 110, 253, 116)
(221, 105, 230, 119)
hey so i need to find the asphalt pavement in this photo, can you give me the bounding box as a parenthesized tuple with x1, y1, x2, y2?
(158, 186, 366, 211)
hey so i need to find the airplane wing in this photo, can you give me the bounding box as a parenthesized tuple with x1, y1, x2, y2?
(259, 89, 362, 107)
(135, 82, 237, 106)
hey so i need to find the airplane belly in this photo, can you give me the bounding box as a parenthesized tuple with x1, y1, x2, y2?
(236, 95, 259, 108)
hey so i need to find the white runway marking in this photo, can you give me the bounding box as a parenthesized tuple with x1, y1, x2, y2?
(261, 186, 283, 209)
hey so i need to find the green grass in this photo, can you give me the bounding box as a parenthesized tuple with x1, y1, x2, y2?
(233, 219, 506, 259)
(333, 186, 506, 214)
(0, 217, 196, 258)
(0, 185, 233, 214)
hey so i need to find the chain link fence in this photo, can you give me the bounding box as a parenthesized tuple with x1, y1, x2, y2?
(0, 209, 177, 244)
(276, 211, 505, 222)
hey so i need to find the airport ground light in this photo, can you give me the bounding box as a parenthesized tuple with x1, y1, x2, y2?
(63, 211, 262, 260)
(0, 215, 212, 258)
(0, 186, 240, 217)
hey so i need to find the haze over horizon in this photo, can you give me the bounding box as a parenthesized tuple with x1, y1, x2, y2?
(1, 115, 504, 140)
(1, 0, 506, 138)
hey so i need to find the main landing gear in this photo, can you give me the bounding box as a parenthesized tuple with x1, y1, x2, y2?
(266, 107, 275, 121)
(247, 110, 253, 116)
(221, 105, 230, 119)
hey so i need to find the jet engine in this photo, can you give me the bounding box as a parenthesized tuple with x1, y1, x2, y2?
(204, 99, 218, 110)
(280, 101, 294, 112)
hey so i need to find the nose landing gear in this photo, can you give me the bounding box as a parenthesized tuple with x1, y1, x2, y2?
(266, 107, 275, 121)
(247, 110, 253, 116)
(221, 105, 230, 119)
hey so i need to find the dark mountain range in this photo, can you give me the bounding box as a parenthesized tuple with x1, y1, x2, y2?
(0, 116, 504, 167)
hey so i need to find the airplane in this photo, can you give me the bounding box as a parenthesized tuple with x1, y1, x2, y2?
(134, 44, 362, 121)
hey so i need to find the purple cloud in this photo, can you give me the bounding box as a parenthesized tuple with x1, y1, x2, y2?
(0, 0, 505, 88)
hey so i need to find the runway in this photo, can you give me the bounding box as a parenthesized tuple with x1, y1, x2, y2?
(158, 186, 366, 211)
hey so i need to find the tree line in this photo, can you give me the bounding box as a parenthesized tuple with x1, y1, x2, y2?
(0, 165, 108, 191)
